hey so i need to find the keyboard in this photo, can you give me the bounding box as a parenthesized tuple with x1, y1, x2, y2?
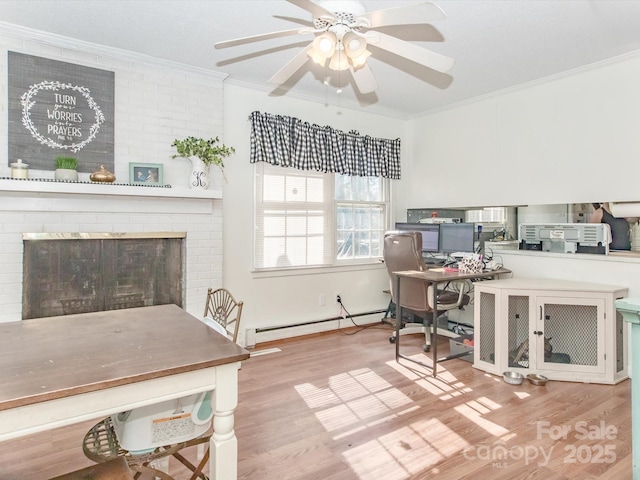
(424, 257, 446, 266)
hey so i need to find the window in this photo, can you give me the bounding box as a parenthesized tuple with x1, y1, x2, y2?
(336, 175, 386, 261)
(465, 207, 509, 224)
(255, 163, 389, 270)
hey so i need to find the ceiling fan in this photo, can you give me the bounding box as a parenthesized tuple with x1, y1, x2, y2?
(214, 0, 454, 95)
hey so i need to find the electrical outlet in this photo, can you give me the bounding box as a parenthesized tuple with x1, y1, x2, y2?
(319, 294, 326, 306)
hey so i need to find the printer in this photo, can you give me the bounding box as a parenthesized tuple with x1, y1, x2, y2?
(519, 223, 610, 254)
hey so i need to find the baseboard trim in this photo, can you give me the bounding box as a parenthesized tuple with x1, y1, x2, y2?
(245, 310, 386, 347)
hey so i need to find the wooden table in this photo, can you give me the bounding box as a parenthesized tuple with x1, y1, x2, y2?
(0, 304, 250, 479)
(394, 267, 511, 376)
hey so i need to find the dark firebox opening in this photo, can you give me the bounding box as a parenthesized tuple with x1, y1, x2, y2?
(22, 236, 183, 319)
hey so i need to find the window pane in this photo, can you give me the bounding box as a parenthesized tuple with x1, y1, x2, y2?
(355, 207, 370, 229)
(263, 216, 285, 236)
(335, 175, 351, 200)
(371, 206, 383, 229)
(264, 237, 286, 267)
(337, 231, 353, 257)
(286, 237, 307, 265)
(287, 216, 307, 236)
(351, 178, 367, 201)
(466, 207, 507, 223)
(308, 215, 324, 235)
(256, 163, 333, 269)
(337, 205, 353, 230)
(368, 177, 382, 201)
(285, 176, 307, 202)
(263, 175, 285, 202)
(354, 231, 370, 257)
(307, 178, 324, 202)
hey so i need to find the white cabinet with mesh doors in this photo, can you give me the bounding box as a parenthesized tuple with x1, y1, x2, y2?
(473, 278, 628, 385)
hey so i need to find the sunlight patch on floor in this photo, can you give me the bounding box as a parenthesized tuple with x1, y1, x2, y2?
(291, 362, 514, 479)
(249, 347, 281, 357)
(454, 403, 510, 437)
(475, 396, 502, 410)
(386, 357, 472, 400)
(295, 368, 413, 432)
(332, 405, 420, 441)
(341, 418, 470, 480)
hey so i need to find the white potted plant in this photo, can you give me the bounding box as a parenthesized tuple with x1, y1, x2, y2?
(54, 156, 78, 181)
(171, 136, 235, 189)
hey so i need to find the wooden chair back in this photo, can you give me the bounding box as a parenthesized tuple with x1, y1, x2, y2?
(203, 288, 243, 343)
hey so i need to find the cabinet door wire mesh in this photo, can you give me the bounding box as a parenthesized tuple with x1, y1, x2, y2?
(508, 296, 530, 368)
(616, 310, 624, 373)
(479, 292, 496, 364)
(543, 303, 597, 366)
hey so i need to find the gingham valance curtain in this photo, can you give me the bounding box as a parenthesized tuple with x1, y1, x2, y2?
(249, 111, 401, 179)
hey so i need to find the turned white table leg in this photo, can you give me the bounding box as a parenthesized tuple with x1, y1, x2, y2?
(210, 362, 241, 480)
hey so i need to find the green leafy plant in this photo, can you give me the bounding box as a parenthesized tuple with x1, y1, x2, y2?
(55, 156, 78, 170)
(171, 136, 235, 167)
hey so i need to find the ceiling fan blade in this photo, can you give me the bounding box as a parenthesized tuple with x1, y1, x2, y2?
(360, 2, 446, 28)
(286, 0, 336, 20)
(268, 46, 312, 85)
(215, 28, 308, 49)
(350, 64, 377, 94)
(370, 31, 454, 73)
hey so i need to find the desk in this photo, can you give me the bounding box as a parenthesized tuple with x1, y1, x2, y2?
(0, 304, 249, 479)
(394, 268, 511, 376)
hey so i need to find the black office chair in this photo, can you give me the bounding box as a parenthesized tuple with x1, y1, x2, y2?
(383, 231, 470, 352)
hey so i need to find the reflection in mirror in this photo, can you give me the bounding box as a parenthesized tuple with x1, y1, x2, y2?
(407, 203, 640, 253)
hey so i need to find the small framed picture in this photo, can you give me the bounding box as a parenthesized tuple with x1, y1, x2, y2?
(129, 163, 163, 185)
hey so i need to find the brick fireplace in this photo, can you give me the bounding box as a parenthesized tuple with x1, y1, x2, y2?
(0, 180, 223, 323)
(22, 232, 185, 319)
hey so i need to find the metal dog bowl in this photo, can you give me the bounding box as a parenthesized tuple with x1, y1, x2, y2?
(526, 374, 548, 386)
(503, 371, 524, 385)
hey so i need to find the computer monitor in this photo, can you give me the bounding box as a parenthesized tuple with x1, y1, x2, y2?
(394, 222, 440, 253)
(439, 222, 476, 254)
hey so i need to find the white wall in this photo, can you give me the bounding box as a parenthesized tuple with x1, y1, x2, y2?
(222, 84, 406, 344)
(400, 51, 640, 310)
(404, 52, 640, 209)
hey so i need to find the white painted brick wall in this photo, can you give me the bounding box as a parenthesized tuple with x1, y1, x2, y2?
(0, 24, 226, 322)
(0, 195, 223, 323)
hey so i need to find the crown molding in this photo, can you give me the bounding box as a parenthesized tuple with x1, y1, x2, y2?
(0, 21, 228, 80)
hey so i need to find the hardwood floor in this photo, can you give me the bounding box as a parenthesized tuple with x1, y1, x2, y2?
(0, 322, 632, 479)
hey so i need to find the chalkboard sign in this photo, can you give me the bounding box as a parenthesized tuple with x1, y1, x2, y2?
(8, 51, 114, 174)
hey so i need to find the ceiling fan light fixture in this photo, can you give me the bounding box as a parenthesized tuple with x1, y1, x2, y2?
(343, 32, 366, 56)
(309, 33, 337, 65)
(308, 48, 329, 66)
(217, 0, 454, 94)
(317, 35, 335, 53)
(329, 51, 350, 71)
(349, 49, 371, 70)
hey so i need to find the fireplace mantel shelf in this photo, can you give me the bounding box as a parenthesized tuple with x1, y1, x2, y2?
(0, 179, 222, 199)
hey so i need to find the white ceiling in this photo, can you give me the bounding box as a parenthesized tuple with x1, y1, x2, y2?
(2, 0, 640, 118)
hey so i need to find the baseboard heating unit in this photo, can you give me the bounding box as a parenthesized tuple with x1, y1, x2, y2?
(246, 309, 386, 347)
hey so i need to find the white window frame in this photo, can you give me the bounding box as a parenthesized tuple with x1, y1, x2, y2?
(254, 163, 390, 271)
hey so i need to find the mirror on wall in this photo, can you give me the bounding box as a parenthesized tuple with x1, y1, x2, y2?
(407, 203, 640, 254)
